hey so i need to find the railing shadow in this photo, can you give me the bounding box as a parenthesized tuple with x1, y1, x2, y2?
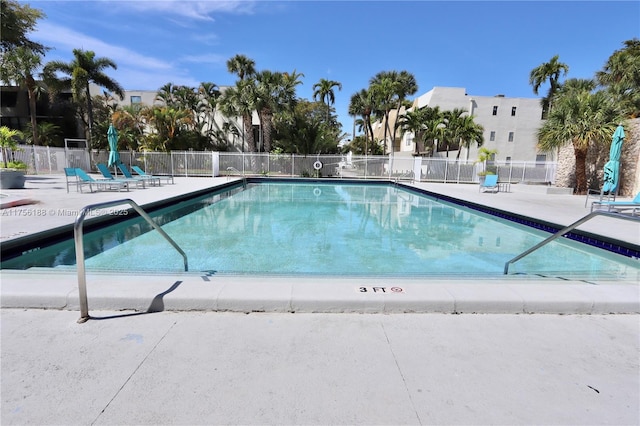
(84, 280, 183, 321)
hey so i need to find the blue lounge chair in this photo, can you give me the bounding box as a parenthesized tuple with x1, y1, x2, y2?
(64, 167, 81, 193)
(591, 192, 640, 215)
(117, 163, 160, 187)
(131, 165, 174, 185)
(96, 163, 144, 188)
(74, 168, 129, 192)
(479, 174, 499, 193)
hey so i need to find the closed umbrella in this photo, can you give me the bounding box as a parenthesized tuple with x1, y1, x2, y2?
(107, 124, 120, 174)
(602, 124, 624, 194)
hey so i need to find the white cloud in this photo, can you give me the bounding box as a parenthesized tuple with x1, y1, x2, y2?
(35, 22, 173, 71)
(108, 0, 256, 21)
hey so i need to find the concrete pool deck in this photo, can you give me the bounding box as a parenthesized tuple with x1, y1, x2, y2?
(1, 174, 639, 425)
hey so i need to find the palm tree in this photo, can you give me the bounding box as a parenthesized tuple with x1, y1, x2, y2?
(23, 121, 60, 146)
(43, 49, 124, 147)
(398, 108, 426, 155)
(538, 78, 622, 194)
(529, 55, 569, 115)
(254, 70, 303, 152)
(439, 108, 468, 158)
(219, 81, 257, 152)
(0, 0, 47, 54)
(348, 89, 375, 154)
(313, 78, 342, 123)
(455, 115, 485, 160)
(226, 54, 256, 82)
(0, 46, 45, 145)
(597, 38, 640, 118)
(0, 126, 23, 168)
(226, 55, 257, 151)
(369, 73, 398, 154)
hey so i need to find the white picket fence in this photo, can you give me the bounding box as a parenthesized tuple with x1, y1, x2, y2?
(7, 144, 556, 184)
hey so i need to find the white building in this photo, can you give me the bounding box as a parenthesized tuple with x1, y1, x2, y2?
(380, 87, 549, 163)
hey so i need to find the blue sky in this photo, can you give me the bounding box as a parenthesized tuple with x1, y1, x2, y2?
(24, 0, 640, 138)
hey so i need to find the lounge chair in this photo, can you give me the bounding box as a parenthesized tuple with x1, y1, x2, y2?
(131, 165, 174, 185)
(64, 167, 81, 193)
(591, 192, 640, 215)
(479, 174, 499, 193)
(96, 163, 144, 188)
(74, 168, 129, 192)
(117, 163, 161, 187)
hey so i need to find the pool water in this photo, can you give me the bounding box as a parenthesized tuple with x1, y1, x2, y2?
(3, 182, 638, 278)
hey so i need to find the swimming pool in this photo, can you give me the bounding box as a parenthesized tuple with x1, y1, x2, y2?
(2, 180, 638, 280)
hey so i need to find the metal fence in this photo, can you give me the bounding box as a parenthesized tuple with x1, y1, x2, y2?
(8, 144, 556, 184)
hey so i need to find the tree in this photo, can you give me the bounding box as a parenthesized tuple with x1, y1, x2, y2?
(0, 0, 47, 54)
(529, 55, 569, 115)
(0, 126, 23, 168)
(43, 49, 124, 147)
(225, 55, 257, 151)
(219, 81, 257, 152)
(274, 100, 341, 155)
(0, 46, 46, 145)
(23, 121, 61, 146)
(439, 108, 467, 157)
(226, 54, 256, 82)
(253, 69, 303, 152)
(313, 78, 342, 123)
(597, 38, 640, 118)
(538, 78, 622, 194)
(348, 89, 375, 152)
(455, 115, 484, 160)
(398, 108, 427, 155)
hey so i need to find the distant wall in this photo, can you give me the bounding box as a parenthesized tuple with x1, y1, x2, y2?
(554, 117, 640, 197)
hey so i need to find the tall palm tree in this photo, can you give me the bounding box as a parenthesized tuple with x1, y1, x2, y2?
(538, 78, 622, 194)
(43, 49, 124, 147)
(219, 81, 257, 152)
(226, 54, 256, 82)
(312, 78, 342, 123)
(389, 70, 418, 145)
(253, 70, 303, 152)
(0, 46, 45, 145)
(529, 55, 569, 115)
(348, 89, 375, 154)
(226, 55, 257, 151)
(369, 73, 399, 154)
(596, 38, 640, 118)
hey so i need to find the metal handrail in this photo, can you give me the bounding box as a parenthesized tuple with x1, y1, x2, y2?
(74, 199, 188, 323)
(504, 210, 640, 274)
(226, 167, 247, 188)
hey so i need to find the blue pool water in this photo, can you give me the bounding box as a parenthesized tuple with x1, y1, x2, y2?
(3, 181, 638, 278)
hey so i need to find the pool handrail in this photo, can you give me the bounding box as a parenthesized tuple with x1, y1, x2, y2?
(74, 199, 188, 323)
(504, 210, 640, 275)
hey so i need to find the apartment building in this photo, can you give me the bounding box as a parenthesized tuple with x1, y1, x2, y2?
(375, 86, 549, 163)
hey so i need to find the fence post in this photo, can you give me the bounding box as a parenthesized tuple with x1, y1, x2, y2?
(444, 161, 448, 183)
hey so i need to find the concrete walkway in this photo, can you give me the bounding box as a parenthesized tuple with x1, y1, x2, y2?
(1, 174, 639, 425)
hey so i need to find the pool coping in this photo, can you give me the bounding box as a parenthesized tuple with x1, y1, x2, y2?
(2, 270, 638, 316)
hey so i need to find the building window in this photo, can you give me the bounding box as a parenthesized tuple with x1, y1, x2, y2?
(536, 154, 547, 165)
(130, 95, 142, 104)
(508, 132, 514, 142)
(492, 106, 498, 116)
(511, 107, 517, 116)
(490, 131, 495, 141)
(505, 156, 511, 164)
